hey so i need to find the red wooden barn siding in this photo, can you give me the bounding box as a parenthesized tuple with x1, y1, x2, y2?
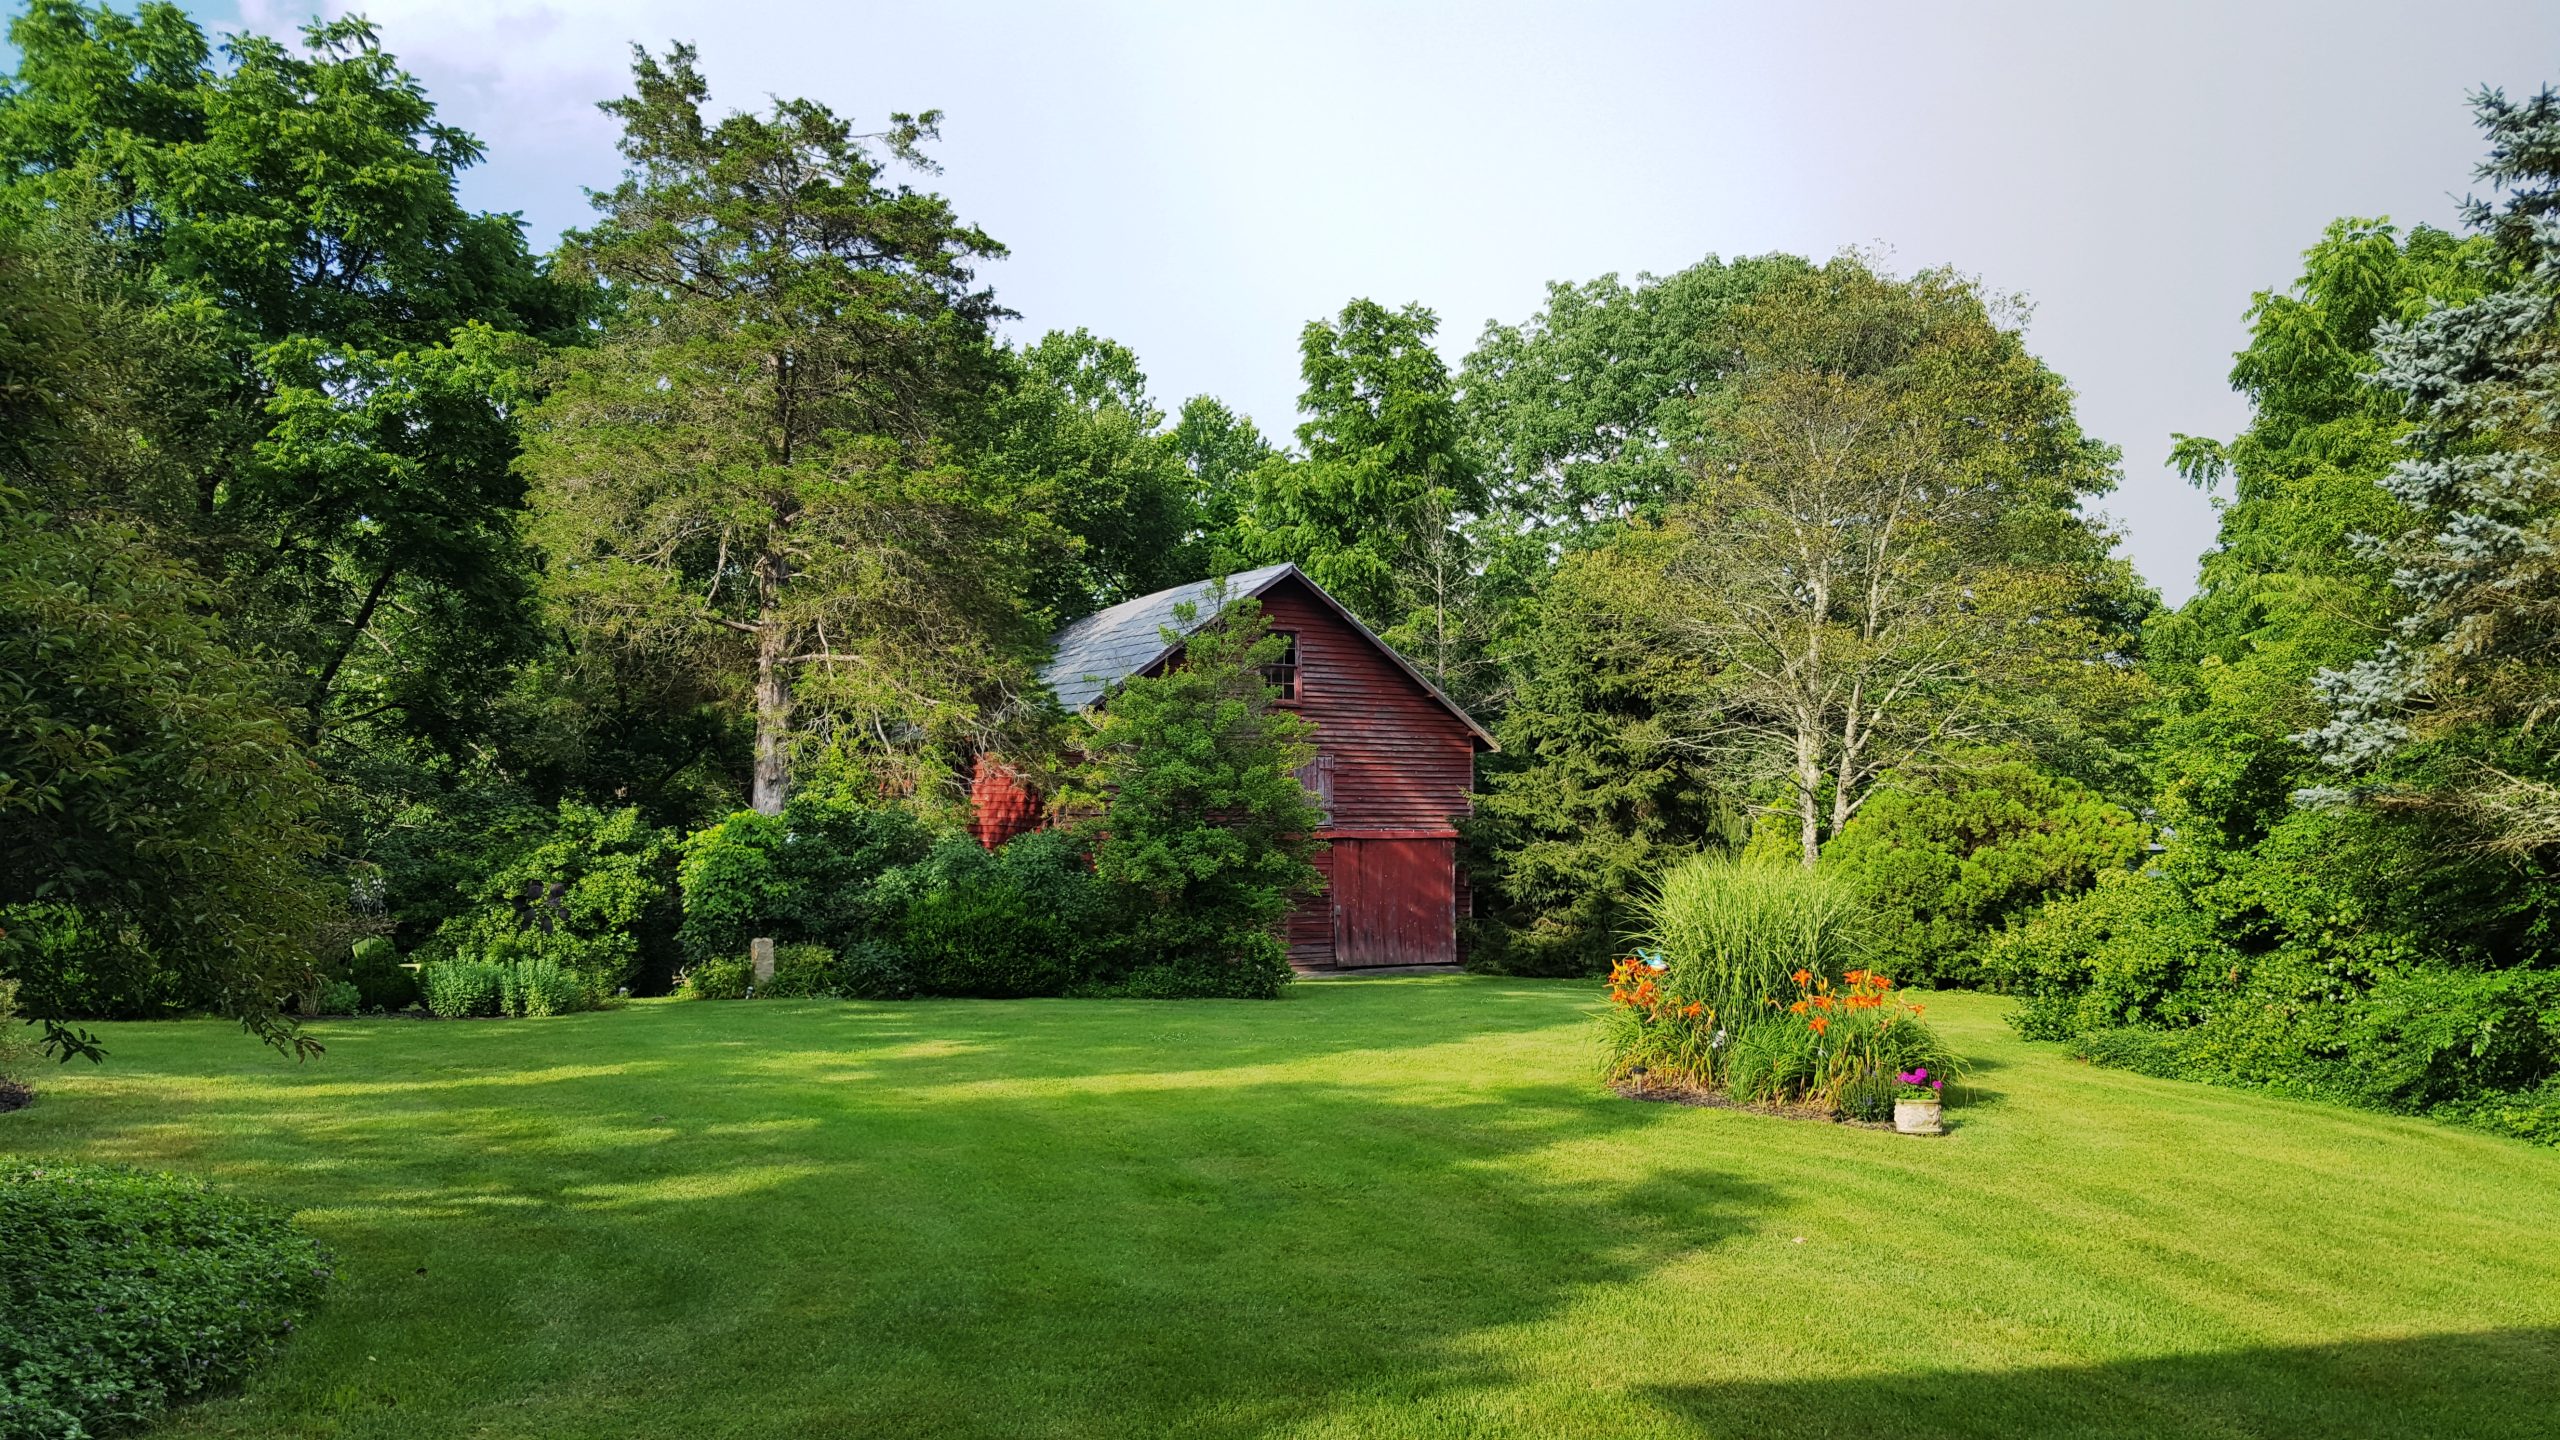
(1253, 580, 1478, 969)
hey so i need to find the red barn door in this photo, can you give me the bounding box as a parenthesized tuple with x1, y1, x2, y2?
(1331, 838, 1456, 967)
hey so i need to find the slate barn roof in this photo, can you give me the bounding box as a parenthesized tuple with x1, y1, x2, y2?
(1038, 562, 1495, 750)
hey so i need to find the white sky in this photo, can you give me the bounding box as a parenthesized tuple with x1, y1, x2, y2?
(98, 3, 2560, 598)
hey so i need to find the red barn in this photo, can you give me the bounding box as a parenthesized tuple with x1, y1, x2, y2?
(975, 563, 1495, 971)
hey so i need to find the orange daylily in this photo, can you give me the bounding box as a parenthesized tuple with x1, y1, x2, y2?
(1807, 1016, 1830, 1035)
(1791, 968, 1811, 986)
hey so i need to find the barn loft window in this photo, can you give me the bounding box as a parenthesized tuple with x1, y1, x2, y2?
(1262, 631, 1300, 701)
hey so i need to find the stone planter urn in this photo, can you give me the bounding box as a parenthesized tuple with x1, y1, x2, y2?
(1894, 1099, 1944, 1136)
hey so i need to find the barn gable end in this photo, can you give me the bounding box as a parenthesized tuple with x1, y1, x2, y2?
(1010, 565, 1490, 972)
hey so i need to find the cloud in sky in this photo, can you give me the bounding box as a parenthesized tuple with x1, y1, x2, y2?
(181, 1, 2560, 597)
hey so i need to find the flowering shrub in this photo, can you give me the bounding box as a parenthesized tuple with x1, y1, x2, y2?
(1897, 1066, 1947, 1103)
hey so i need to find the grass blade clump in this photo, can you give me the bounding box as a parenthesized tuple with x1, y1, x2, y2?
(1633, 855, 1861, 1021)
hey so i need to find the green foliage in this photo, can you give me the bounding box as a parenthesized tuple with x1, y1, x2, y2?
(0, 1158, 329, 1440)
(676, 789, 932, 963)
(421, 959, 594, 1017)
(421, 961, 503, 1019)
(1823, 764, 2146, 986)
(979, 329, 1204, 617)
(311, 978, 362, 1016)
(0, 491, 332, 1057)
(1460, 253, 1808, 533)
(0, 2, 575, 755)
(885, 831, 1113, 999)
(677, 956, 752, 1002)
(1471, 538, 1737, 975)
(0, 978, 37, 1086)
(347, 937, 417, 1014)
(437, 803, 677, 995)
(762, 944, 840, 1000)
(1632, 856, 1862, 1024)
(1074, 597, 1321, 996)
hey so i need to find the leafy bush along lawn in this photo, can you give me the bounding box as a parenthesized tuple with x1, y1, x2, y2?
(6, 983, 2558, 1439)
(0, 1160, 328, 1440)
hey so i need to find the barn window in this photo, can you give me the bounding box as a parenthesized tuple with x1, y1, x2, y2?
(1262, 631, 1301, 701)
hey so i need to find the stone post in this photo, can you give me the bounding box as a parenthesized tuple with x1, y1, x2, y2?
(750, 936, 776, 987)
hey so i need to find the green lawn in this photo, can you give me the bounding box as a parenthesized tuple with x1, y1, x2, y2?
(6, 978, 2558, 1439)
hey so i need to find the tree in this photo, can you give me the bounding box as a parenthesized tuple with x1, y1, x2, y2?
(1167, 394, 1278, 574)
(1072, 594, 1323, 997)
(0, 490, 332, 1058)
(977, 329, 1199, 618)
(1460, 254, 1807, 537)
(2301, 87, 2560, 851)
(1665, 258, 2142, 864)
(0, 3, 575, 756)
(1239, 300, 1488, 691)
(525, 45, 1044, 816)
(1470, 536, 1739, 974)
(2150, 217, 2481, 850)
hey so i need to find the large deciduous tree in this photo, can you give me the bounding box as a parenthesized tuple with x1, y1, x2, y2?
(0, 2, 575, 756)
(525, 45, 1044, 816)
(1241, 299, 1493, 697)
(1667, 258, 2144, 864)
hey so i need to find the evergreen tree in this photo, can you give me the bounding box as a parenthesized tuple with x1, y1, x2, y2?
(1072, 595, 1323, 997)
(525, 45, 1045, 815)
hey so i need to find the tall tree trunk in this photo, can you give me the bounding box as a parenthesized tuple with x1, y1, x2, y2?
(1796, 721, 1823, 868)
(751, 551, 792, 816)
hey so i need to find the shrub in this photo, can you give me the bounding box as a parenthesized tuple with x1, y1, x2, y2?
(1084, 951, 1292, 1000)
(436, 803, 678, 996)
(867, 831, 1125, 999)
(761, 944, 839, 999)
(311, 978, 363, 1016)
(1823, 764, 2145, 986)
(347, 936, 417, 1013)
(0, 978, 37, 1111)
(497, 959, 592, 1018)
(0, 1159, 329, 1440)
(834, 939, 915, 1000)
(677, 790, 933, 963)
(420, 960, 503, 1019)
(678, 956, 752, 1001)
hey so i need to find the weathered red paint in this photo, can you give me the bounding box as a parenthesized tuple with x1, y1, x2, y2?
(1250, 576, 1485, 970)
(978, 568, 1489, 972)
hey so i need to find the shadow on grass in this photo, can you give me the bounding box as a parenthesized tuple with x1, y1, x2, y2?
(1646, 1328, 2560, 1440)
(34, 988, 1783, 1438)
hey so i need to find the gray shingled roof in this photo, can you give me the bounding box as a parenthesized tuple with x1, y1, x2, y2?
(1040, 563, 1296, 713)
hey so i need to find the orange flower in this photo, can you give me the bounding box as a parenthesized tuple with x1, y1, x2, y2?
(1788, 999, 1810, 1015)
(1791, 968, 1811, 986)
(1911, 1004, 1927, 1016)
(1683, 1001, 1704, 1018)
(1808, 1016, 1830, 1035)
(1811, 994, 1834, 1012)
(1846, 968, 1867, 984)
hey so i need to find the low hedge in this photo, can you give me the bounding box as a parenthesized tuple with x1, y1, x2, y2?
(0, 1160, 329, 1439)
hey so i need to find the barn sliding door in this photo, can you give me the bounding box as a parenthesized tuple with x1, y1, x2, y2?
(1331, 838, 1457, 967)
